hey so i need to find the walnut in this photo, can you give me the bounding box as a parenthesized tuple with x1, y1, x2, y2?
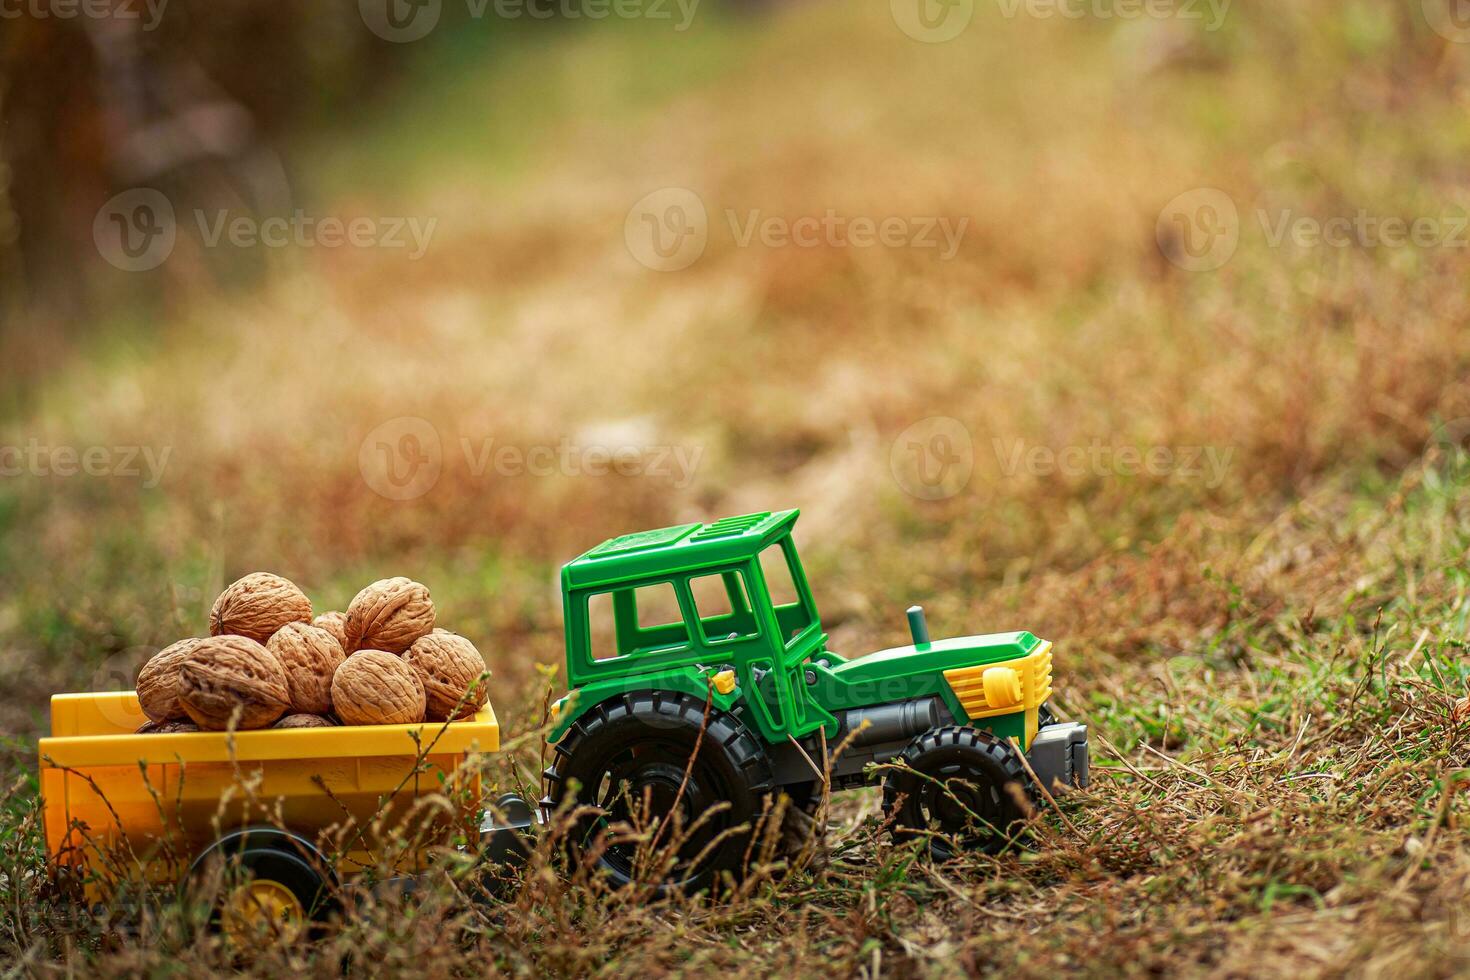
(312, 611, 349, 650)
(136, 638, 203, 722)
(210, 572, 312, 643)
(136, 719, 200, 734)
(405, 631, 489, 721)
(266, 622, 346, 715)
(273, 713, 338, 729)
(177, 635, 291, 730)
(331, 651, 425, 726)
(344, 578, 434, 654)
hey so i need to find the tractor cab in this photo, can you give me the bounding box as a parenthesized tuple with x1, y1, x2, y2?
(556, 510, 835, 743)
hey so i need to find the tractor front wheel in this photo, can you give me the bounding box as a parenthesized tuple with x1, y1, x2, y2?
(882, 726, 1031, 859)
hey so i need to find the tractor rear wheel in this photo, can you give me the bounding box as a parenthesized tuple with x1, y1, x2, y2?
(882, 726, 1031, 859)
(542, 691, 774, 895)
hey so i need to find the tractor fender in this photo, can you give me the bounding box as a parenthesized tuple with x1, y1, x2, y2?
(547, 670, 741, 744)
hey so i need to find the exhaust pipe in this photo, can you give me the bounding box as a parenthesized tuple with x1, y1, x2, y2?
(906, 605, 931, 647)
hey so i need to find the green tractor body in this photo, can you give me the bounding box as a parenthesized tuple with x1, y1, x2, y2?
(542, 510, 1088, 889)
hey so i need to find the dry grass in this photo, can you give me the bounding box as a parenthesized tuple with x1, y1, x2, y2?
(6, 0, 1470, 975)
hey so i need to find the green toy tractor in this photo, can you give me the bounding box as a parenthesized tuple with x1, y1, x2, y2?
(541, 510, 1088, 891)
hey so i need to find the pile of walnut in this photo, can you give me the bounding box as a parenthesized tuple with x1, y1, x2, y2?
(134, 573, 489, 733)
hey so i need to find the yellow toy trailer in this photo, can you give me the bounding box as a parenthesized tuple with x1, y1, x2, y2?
(38, 691, 531, 942)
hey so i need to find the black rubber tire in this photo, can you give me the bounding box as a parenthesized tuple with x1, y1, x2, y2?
(541, 691, 774, 895)
(881, 726, 1031, 859)
(188, 827, 335, 941)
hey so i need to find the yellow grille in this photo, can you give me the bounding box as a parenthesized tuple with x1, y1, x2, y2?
(943, 642, 1053, 736)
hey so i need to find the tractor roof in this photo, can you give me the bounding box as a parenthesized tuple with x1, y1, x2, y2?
(562, 510, 800, 590)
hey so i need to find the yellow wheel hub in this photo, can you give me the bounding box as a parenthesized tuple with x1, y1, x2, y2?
(220, 878, 305, 946)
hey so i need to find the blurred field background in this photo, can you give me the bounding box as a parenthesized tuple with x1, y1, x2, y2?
(7, 0, 1470, 974)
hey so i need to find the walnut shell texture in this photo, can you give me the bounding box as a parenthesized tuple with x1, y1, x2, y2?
(136, 638, 203, 723)
(312, 611, 349, 650)
(267, 622, 346, 715)
(137, 719, 201, 734)
(210, 572, 312, 643)
(273, 713, 338, 729)
(331, 651, 425, 726)
(405, 631, 490, 721)
(344, 578, 434, 654)
(177, 635, 291, 731)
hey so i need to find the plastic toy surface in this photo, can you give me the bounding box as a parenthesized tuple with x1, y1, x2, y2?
(542, 509, 1089, 891)
(34, 509, 1090, 927)
(37, 691, 528, 941)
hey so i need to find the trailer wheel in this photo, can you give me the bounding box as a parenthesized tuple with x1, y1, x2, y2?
(882, 726, 1031, 859)
(189, 828, 335, 947)
(542, 691, 774, 894)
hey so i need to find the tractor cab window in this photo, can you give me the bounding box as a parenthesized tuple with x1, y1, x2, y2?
(757, 539, 815, 642)
(688, 570, 760, 645)
(585, 582, 691, 662)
